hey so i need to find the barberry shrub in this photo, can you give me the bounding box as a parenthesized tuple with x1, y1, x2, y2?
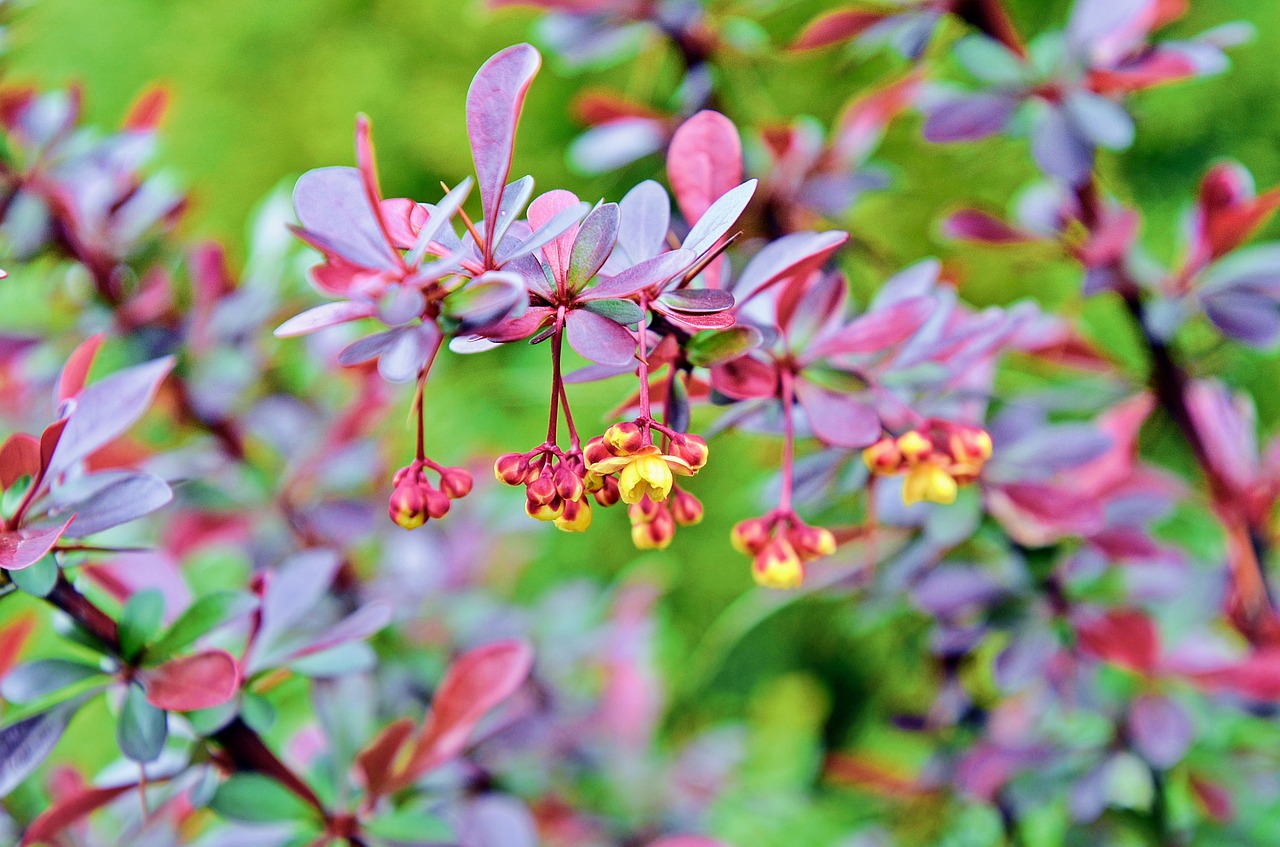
(0, 0, 1279, 845)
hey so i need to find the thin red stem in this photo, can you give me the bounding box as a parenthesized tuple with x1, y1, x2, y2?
(779, 368, 797, 513)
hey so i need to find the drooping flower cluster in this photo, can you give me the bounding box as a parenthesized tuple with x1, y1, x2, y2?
(862, 420, 993, 506)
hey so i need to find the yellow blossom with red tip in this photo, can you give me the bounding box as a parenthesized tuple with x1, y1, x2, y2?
(862, 420, 992, 506)
(589, 444, 693, 505)
(555, 497, 593, 532)
(753, 538, 804, 589)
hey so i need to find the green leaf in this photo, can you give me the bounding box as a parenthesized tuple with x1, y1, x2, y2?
(148, 591, 258, 661)
(685, 326, 762, 367)
(582, 298, 644, 327)
(119, 589, 165, 661)
(11, 556, 57, 598)
(209, 773, 315, 823)
(366, 806, 453, 841)
(116, 682, 166, 762)
(0, 659, 105, 705)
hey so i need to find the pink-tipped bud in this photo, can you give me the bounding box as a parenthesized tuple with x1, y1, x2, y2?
(526, 494, 565, 522)
(526, 472, 558, 506)
(603, 421, 644, 455)
(670, 489, 704, 526)
(439, 467, 474, 499)
(752, 538, 804, 590)
(669, 433, 709, 471)
(554, 464, 585, 502)
(631, 506, 676, 550)
(388, 477, 429, 530)
(494, 452, 529, 486)
(392, 462, 417, 487)
(946, 424, 993, 465)
(861, 436, 902, 475)
(789, 523, 836, 561)
(731, 516, 772, 556)
(896, 430, 933, 464)
(594, 475, 621, 507)
(424, 486, 452, 519)
(629, 496, 663, 524)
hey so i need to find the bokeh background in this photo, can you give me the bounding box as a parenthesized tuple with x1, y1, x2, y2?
(2, 1, 1279, 844)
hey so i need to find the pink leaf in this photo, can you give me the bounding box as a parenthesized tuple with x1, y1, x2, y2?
(791, 8, 890, 50)
(400, 640, 534, 782)
(144, 650, 241, 712)
(943, 209, 1033, 244)
(668, 111, 743, 228)
(734, 230, 849, 303)
(56, 333, 105, 405)
(274, 301, 377, 338)
(805, 296, 934, 360)
(0, 516, 74, 571)
(1075, 609, 1160, 674)
(0, 434, 40, 490)
(468, 44, 542, 252)
(794, 379, 880, 448)
(527, 189, 582, 283)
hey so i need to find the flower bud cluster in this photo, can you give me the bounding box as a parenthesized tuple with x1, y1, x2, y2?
(495, 447, 605, 533)
(731, 511, 837, 590)
(862, 420, 993, 506)
(388, 459, 474, 530)
(628, 487, 704, 550)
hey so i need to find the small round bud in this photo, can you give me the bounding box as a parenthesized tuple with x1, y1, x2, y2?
(730, 516, 771, 556)
(752, 538, 804, 590)
(553, 464, 585, 502)
(554, 497, 593, 533)
(670, 489, 704, 526)
(789, 523, 836, 561)
(861, 436, 902, 475)
(629, 496, 663, 524)
(896, 431, 933, 464)
(388, 477, 429, 530)
(584, 436, 612, 468)
(526, 494, 565, 522)
(526, 473, 558, 506)
(424, 486, 452, 519)
(668, 433, 709, 471)
(603, 421, 644, 455)
(631, 507, 675, 550)
(494, 452, 529, 486)
(439, 467, 474, 499)
(594, 475, 621, 508)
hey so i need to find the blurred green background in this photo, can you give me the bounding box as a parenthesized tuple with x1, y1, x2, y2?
(4, 1, 1280, 842)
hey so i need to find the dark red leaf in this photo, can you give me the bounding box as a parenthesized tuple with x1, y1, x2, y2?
(20, 782, 133, 846)
(143, 650, 241, 712)
(1075, 609, 1160, 674)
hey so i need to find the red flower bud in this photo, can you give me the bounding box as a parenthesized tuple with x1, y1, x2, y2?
(752, 538, 804, 589)
(594, 475, 621, 507)
(526, 472, 558, 506)
(388, 477, 429, 530)
(631, 506, 675, 550)
(494, 452, 529, 486)
(554, 464, 585, 502)
(670, 489, 704, 526)
(439, 467, 474, 499)
(424, 486, 452, 519)
(731, 516, 771, 556)
(603, 421, 644, 455)
(668, 433, 709, 471)
(526, 494, 565, 522)
(789, 523, 836, 561)
(555, 497, 593, 532)
(584, 436, 611, 467)
(629, 496, 664, 524)
(861, 435, 903, 475)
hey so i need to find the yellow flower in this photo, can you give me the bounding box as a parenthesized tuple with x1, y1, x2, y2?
(902, 462, 958, 506)
(752, 538, 804, 590)
(589, 446, 693, 506)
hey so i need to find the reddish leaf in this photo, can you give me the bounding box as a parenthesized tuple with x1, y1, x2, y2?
(122, 86, 169, 131)
(1075, 609, 1160, 674)
(795, 379, 880, 448)
(355, 717, 416, 801)
(1184, 649, 1280, 701)
(667, 111, 742, 227)
(0, 614, 36, 680)
(20, 782, 133, 846)
(711, 355, 777, 400)
(734, 230, 849, 303)
(0, 434, 40, 490)
(275, 301, 377, 338)
(396, 640, 534, 786)
(143, 650, 241, 712)
(56, 334, 105, 404)
(943, 209, 1032, 244)
(805, 296, 934, 360)
(791, 8, 889, 50)
(0, 516, 74, 571)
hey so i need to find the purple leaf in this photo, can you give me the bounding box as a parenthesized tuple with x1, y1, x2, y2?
(447, 272, 526, 332)
(406, 176, 472, 267)
(1032, 105, 1094, 186)
(585, 250, 694, 300)
(1063, 91, 1135, 150)
(1127, 694, 1193, 768)
(568, 119, 666, 176)
(943, 209, 1032, 244)
(58, 472, 172, 537)
(337, 329, 400, 366)
(293, 167, 397, 270)
(488, 175, 534, 253)
(922, 93, 1018, 143)
(500, 200, 590, 267)
(805, 295, 935, 360)
(794, 379, 880, 448)
(467, 44, 542, 253)
(682, 180, 757, 256)
(250, 549, 343, 671)
(734, 230, 849, 303)
(615, 179, 671, 264)
(0, 517, 73, 571)
(47, 357, 173, 477)
(566, 309, 637, 367)
(566, 203, 619, 293)
(0, 705, 77, 798)
(1200, 288, 1280, 347)
(658, 288, 734, 313)
(275, 301, 377, 337)
(285, 602, 393, 661)
(379, 323, 442, 384)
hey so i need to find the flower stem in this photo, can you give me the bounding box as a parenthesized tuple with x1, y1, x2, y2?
(779, 368, 796, 513)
